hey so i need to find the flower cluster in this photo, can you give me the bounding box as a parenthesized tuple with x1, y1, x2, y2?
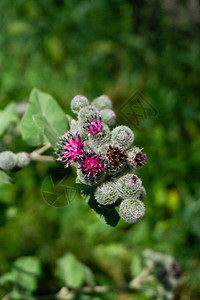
(55, 94, 147, 224)
(142, 249, 182, 300)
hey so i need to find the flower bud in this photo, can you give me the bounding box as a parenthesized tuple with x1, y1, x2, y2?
(106, 145, 127, 175)
(88, 123, 111, 147)
(16, 152, 31, 168)
(111, 126, 134, 150)
(71, 95, 89, 114)
(77, 168, 105, 186)
(92, 95, 112, 110)
(117, 174, 142, 199)
(78, 105, 100, 123)
(119, 198, 145, 224)
(0, 151, 16, 170)
(100, 109, 116, 126)
(127, 146, 146, 168)
(70, 119, 88, 139)
(94, 181, 119, 205)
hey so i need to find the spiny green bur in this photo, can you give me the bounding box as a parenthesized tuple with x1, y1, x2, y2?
(92, 95, 112, 110)
(94, 181, 119, 205)
(111, 126, 134, 150)
(116, 174, 142, 199)
(71, 95, 89, 114)
(16, 152, 31, 168)
(119, 198, 145, 224)
(100, 109, 116, 126)
(0, 151, 16, 170)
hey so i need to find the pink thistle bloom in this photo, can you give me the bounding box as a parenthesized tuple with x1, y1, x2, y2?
(84, 115, 102, 136)
(55, 131, 84, 168)
(78, 151, 105, 178)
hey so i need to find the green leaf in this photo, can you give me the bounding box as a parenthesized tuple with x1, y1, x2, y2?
(57, 253, 85, 288)
(12, 256, 41, 292)
(81, 186, 120, 227)
(0, 170, 14, 185)
(0, 257, 41, 293)
(81, 264, 95, 287)
(0, 272, 16, 285)
(66, 114, 73, 124)
(0, 102, 18, 136)
(21, 88, 68, 147)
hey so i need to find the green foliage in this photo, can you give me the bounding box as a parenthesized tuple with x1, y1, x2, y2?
(21, 88, 68, 147)
(0, 256, 41, 293)
(56, 253, 95, 288)
(0, 102, 18, 136)
(81, 186, 120, 227)
(0, 170, 14, 185)
(0, 0, 200, 299)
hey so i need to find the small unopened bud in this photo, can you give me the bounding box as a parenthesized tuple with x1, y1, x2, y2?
(78, 105, 100, 123)
(16, 152, 31, 168)
(100, 109, 116, 126)
(117, 174, 142, 199)
(0, 151, 16, 170)
(71, 95, 89, 114)
(111, 126, 134, 150)
(94, 181, 119, 205)
(92, 95, 112, 110)
(70, 119, 88, 139)
(119, 198, 145, 224)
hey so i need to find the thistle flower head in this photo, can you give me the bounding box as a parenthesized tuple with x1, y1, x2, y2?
(135, 151, 147, 167)
(78, 151, 105, 179)
(87, 123, 111, 147)
(106, 145, 127, 168)
(127, 146, 146, 169)
(84, 115, 102, 136)
(55, 131, 84, 167)
(78, 105, 100, 123)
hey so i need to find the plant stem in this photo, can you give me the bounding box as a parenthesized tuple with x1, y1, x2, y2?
(29, 144, 55, 162)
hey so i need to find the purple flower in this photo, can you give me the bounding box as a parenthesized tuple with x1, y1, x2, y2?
(106, 145, 127, 168)
(78, 152, 105, 178)
(135, 151, 146, 167)
(84, 115, 102, 136)
(55, 131, 84, 168)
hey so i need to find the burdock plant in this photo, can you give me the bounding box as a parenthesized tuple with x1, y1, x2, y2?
(55, 94, 147, 226)
(0, 89, 147, 227)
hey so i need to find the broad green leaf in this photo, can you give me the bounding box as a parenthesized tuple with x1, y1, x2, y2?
(57, 253, 85, 288)
(0, 257, 41, 293)
(33, 114, 58, 147)
(0, 102, 18, 136)
(81, 186, 120, 227)
(12, 256, 41, 292)
(21, 88, 68, 147)
(66, 114, 73, 124)
(0, 272, 16, 285)
(0, 170, 14, 185)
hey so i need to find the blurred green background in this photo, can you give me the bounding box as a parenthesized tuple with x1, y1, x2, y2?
(0, 0, 200, 299)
